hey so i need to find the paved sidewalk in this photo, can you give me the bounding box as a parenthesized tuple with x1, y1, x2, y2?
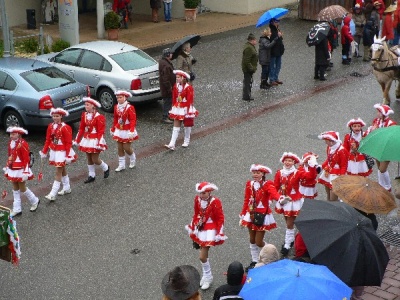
(11, 8, 400, 300)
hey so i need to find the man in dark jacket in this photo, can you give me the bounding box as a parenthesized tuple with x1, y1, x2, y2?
(314, 37, 330, 81)
(213, 261, 244, 300)
(158, 48, 175, 123)
(258, 28, 280, 89)
(269, 18, 285, 86)
(241, 33, 258, 101)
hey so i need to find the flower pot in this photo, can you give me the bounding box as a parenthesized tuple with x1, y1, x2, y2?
(107, 29, 119, 40)
(184, 8, 197, 22)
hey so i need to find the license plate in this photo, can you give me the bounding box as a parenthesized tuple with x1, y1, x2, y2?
(149, 77, 159, 86)
(62, 95, 81, 106)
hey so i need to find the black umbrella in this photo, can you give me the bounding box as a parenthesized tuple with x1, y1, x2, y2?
(295, 200, 389, 286)
(306, 22, 330, 47)
(171, 34, 201, 60)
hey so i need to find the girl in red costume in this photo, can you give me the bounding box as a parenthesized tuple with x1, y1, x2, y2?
(40, 108, 77, 201)
(366, 104, 397, 190)
(343, 118, 372, 177)
(185, 182, 226, 290)
(239, 164, 282, 270)
(164, 70, 198, 150)
(4, 126, 40, 217)
(318, 131, 349, 201)
(110, 91, 139, 172)
(298, 152, 320, 199)
(74, 97, 109, 183)
(275, 152, 318, 256)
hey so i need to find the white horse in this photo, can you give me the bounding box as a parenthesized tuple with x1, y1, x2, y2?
(371, 36, 400, 106)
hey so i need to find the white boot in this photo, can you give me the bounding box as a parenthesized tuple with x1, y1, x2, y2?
(58, 175, 71, 195)
(200, 259, 213, 290)
(24, 188, 40, 212)
(250, 243, 259, 263)
(284, 229, 295, 249)
(115, 156, 126, 172)
(11, 190, 22, 216)
(46, 180, 61, 201)
(378, 170, 392, 191)
(182, 127, 191, 147)
(165, 127, 180, 150)
(129, 153, 136, 169)
(88, 164, 96, 178)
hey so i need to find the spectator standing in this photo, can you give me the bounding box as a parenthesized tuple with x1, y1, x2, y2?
(4, 126, 40, 217)
(176, 42, 197, 82)
(352, 4, 366, 57)
(393, 1, 400, 45)
(314, 36, 330, 81)
(241, 33, 258, 101)
(162, 0, 172, 22)
(382, 5, 396, 45)
(327, 19, 339, 69)
(269, 18, 285, 86)
(374, 0, 386, 36)
(158, 48, 175, 124)
(213, 261, 244, 300)
(258, 27, 280, 89)
(362, 17, 378, 61)
(150, 0, 161, 23)
(341, 16, 354, 64)
(161, 265, 201, 300)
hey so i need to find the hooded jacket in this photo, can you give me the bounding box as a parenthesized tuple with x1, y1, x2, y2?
(255, 244, 279, 268)
(341, 16, 354, 45)
(212, 261, 244, 300)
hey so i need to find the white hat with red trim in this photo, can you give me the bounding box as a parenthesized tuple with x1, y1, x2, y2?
(115, 90, 133, 98)
(301, 151, 319, 163)
(318, 131, 340, 142)
(250, 164, 272, 174)
(50, 107, 69, 117)
(6, 126, 28, 135)
(173, 70, 190, 80)
(195, 182, 218, 193)
(374, 103, 394, 117)
(280, 152, 301, 164)
(83, 97, 101, 108)
(347, 118, 366, 128)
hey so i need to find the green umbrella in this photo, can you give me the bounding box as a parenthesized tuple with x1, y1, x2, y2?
(359, 126, 400, 161)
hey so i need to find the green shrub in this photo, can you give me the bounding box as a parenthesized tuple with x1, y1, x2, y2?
(104, 11, 120, 30)
(183, 0, 200, 8)
(0, 40, 3, 58)
(51, 39, 70, 52)
(37, 44, 50, 55)
(21, 38, 39, 53)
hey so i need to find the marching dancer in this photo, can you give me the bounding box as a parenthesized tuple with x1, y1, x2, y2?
(74, 97, 109, 183)
(298, 152, 320, 199)
(366, 104, 397, 190)
(239, 164, 282, 271)
(274, 152, 318, 256)
(164, 70, 198, 150)
(110, 91, 139, 172)
(40, 108, 77, 201)
(4, 126, 39, 216)
(317, 131, 349, 201)
(343, 118, 372, 177)
(185, 182, 226, 290)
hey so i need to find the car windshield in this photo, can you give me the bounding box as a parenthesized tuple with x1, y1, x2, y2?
(110, 50, 156, 71)
(21, 66, 75, 91)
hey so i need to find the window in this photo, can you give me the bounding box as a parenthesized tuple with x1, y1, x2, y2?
(0, 71, 16, 91)
(110, 50, 156, 71)
(54, 48, 82, 66)
(21, 67, 75, 91)
(79, 50, 104, 70)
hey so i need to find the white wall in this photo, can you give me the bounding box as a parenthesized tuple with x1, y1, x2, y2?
(5, 0, 41, 27)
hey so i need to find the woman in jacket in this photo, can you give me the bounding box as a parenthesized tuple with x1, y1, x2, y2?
(269, 18, 285, 86)
(258, 27, 279, 89)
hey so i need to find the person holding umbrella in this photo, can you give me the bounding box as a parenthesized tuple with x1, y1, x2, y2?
(269, 18, 285, 86)
(175, 42, 197, 82)
(4, 126, 40, 217)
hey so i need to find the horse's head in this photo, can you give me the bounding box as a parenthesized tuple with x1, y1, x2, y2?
(371, 35, 388, 63)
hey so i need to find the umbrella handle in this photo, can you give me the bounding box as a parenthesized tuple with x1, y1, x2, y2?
(397, 162, 400, 179)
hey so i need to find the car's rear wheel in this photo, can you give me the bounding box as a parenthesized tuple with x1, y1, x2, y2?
(3, 110, 24, 129)
(98, 88, 116, 113)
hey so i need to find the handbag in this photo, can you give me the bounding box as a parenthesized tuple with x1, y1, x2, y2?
(253, 212, 266, 226)
(364, 154, 375, 170)
(183, 117, 194, 127)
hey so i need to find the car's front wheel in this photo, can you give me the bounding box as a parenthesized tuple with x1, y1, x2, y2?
(98, 88, 117, 113)
(3, 110, 24, 129)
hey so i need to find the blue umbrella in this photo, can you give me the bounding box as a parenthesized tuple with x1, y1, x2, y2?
(256, 8, 289, 28)
(239, 259, 352, 300)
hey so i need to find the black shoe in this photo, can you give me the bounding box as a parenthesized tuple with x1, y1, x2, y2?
(320, 77, 327, 81)
(84, 176, 95, 184)
(245, 261, 257, 272)
(329, 62, 333, 67)
(314, 76, 320, 79)
(242, 97, 254, 101)
(342, 60, 350, 65)
(281, 245, 290, 256)
(104, 166, 110, 179)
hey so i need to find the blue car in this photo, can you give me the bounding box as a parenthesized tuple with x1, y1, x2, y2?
(0, 57, 87, 130)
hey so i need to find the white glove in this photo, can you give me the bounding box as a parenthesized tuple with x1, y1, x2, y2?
(65, 157, 72, 165)
(128, 132, 135, 139)
(185, 225, 190, 233)
(215, 235, 222, 242)
(279, 196, 291, 206)
(110, 129, 114, 136)
(308, 155, 317, 168)
(2, 167, 8, 174)
(72, 140, 79, 147)
(21, 174, 28, 182)
(39, 150, 47, 159)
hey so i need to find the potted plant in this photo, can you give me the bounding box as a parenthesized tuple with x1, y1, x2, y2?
(104, 11, 120, 40)
(183, 0, 200, 21)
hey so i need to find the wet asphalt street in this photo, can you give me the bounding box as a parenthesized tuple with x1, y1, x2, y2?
(1, 12, 400, 299)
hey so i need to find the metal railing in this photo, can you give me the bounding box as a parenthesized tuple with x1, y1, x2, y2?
(9, 26, 44, 56)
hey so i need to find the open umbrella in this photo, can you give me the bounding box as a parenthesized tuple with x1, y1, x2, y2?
(255, 8, 289, 28)
(171, 34, 201, 60)
(332, 175, 397, 214)
(295, 200, 389, 286)
(306, 22, 330, 47)
(317, 5, 348, 21)
(239, 259, 352, 300)
(358, 126, 400, 161)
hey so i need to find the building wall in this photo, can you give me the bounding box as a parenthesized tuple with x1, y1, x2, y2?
(5, 0, 41, 27)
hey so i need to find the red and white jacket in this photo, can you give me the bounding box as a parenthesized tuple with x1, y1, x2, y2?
(171, 83, 194, 110)
(366, 117, 397, 135)
(42, 122, 74, 157)
(320, 144, 349, 176)
(111, 103, 137, 133)
(75, 111, 107, 144)
(6, 139, 30, 172)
